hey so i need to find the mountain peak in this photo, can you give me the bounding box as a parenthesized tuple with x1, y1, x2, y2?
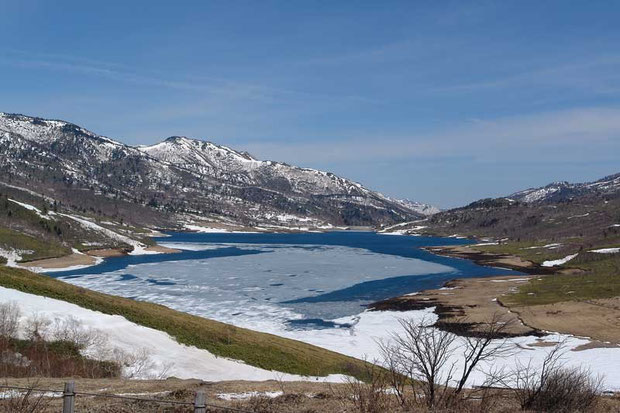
(164, 135, 191, 143)
(0, 111, 427, 226)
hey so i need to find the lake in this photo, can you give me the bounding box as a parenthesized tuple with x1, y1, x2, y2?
(48, 231, 521, 335)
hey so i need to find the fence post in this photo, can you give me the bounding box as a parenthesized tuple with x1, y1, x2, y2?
(194, 391, 206, 413)
(62, 381, 75, 413)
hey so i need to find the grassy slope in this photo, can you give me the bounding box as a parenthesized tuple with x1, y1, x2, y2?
(474, 240, 582, 264)
(502, 252, 620, 306)
(0, 227, 70, 262)
(0, 266, 368, 379)
(474, 242, 620, 306)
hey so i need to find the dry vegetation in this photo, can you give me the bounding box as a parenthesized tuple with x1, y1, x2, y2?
(0, 309, 613, 412)
(0, 302, 121, 380)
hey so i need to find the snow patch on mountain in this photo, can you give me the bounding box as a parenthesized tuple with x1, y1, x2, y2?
(0, 112, 428, 227)
(390, 198, 440, 216)
(509, 173, 620, 203)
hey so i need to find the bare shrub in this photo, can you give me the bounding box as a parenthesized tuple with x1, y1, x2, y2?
(376, 340, 411, 407)
(508, 340, 602, 412)
(22, 313, 51, 342)
(0, 380, 51, 413)
(383, 314, 514, 409)
(107, 347, 156, 379)
(273, 372, 288, 395)
(0, 302, 21, 339)
(340, 359, 394, 413)
(453, 313, 515, 394)
(49, 316, 107, 350)
(0, 304, 122, 379)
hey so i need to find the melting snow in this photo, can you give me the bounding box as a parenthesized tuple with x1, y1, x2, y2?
(217, 391, 284, 401)
(0, 248, 24, 266)
(542, 254, 578, 267)
(8, 199, 52, 220)
(0, 287, 351, 383)
(590, 248, 620, 254)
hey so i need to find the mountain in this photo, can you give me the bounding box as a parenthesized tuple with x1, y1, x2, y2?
(389, 198, 441, 216)
(508, 173, 620, 203)
(382, 172, 620, 244)
(0, 112, 424, 230)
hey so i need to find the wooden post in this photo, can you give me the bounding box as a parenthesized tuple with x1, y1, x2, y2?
(194, 391, 206, 413)
(62, 381, 75, 413)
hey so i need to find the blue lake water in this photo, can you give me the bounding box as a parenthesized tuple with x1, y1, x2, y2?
(48, 232, 521, 333)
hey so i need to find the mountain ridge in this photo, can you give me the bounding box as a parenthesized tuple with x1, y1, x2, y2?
(508, 173, 620, 203)
(0, 112, 430, 230)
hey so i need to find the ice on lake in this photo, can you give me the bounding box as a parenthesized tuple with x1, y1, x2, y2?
(58, 242, 455, 333)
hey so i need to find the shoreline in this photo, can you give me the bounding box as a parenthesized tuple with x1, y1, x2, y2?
(14, 226, 376, 272)
(17, 244, 181, 272)
(421, 244, 555, 274)
(370, 243, 620, 346)
(6, 231, 620, 389)
(367, 243, 551, 337)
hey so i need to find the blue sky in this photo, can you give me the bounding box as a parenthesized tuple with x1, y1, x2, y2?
(1, 1, 619, 207)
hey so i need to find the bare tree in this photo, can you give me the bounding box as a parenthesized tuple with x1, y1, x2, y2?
(22, 314, 51, 342)
(454, 313, 515, 394)
(49, 316, 107, 350)
(389, 316, 457, 408)
(383, 314, 514, 409)
(341, 358, 392, 413)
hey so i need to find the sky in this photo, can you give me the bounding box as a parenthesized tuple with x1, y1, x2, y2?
(1, 1, 619, 208)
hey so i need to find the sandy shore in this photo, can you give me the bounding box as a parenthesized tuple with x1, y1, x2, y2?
(422, 245, 551, 273)
(370, 275, 539, 337)
(144, 245, 181, 253)
(18, 253, 97, 270)
(19, 244, 181, 270)
(511, 297, 620, 346)
(372, 245, 620, 346)
(86, 248, 128, 257)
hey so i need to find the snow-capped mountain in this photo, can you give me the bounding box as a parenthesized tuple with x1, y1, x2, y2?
(0, 112, 425, 227)
(509, 173, 620, 203)
(389, 198, 440, 216)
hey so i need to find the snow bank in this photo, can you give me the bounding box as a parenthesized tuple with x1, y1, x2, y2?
(542, 254, 578, 267)
(217, 391, 283, 401)
(0, 248, 23, 267)
(0, 287, 350, 383)
(590, 248, 620, 254)
(281, 308, 620, 391)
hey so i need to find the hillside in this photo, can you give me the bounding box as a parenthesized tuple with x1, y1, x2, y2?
(509, 173, 620, 203)
(385, 172, 620, 248)
(0, 112, 425, 233)
(0, 266, 369, 379)
(378, 173, 620, 350)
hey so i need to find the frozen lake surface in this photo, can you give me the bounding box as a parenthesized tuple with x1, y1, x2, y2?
(42, 232, 620, 390)
(50, 231, 520, 333)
